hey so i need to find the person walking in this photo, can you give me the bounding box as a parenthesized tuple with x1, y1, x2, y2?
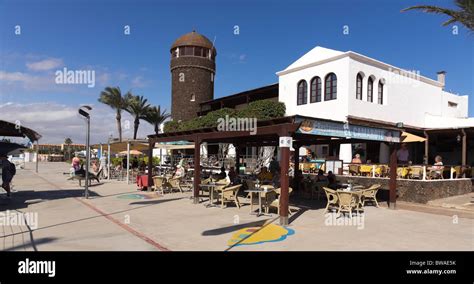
(99, 154, 107, 178)
(0, 155, 16, 198)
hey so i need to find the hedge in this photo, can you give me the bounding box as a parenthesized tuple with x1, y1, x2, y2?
(164, 99, 285, 133)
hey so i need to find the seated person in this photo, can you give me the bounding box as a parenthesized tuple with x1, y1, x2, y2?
(257, 166, 273, 182)
(139, 160, 147, 172)
(74, 164, 85, 176)
(71, 157, 81, 172)
(352, 154, 362, 164)
(212, 167, 227, 181)
(174, 164, 185, 178)
(131, 157, 139, 169)
(315, 169, 328, 182)
(291, 169, 304, 190)
(269, 158, 280, 175)
(228, 167, 237, 184)
(430, 155, 444, 178)
(327, 171, 340, 189)
(91, 160, 98, 173)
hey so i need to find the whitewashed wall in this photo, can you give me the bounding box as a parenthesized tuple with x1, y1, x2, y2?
(278, 57, 350, 122)
(278, 50, 471, 129)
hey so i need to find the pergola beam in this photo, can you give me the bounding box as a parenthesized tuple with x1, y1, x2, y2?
(193, 136, 201, 204)
(461, 129, 467, 166)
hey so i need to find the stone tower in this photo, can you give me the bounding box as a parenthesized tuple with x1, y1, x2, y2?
(170, 30, 216, 122)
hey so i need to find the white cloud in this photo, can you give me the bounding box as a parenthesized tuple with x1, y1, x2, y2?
(0, 102, 155, 144)
(0, 71, 35, 82)
(26, 58, 64, 71)
(131, 76, 148, 88)
(0, 70, 62, 91)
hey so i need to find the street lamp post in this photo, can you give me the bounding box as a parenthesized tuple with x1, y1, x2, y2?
(79, 105, 92, 199)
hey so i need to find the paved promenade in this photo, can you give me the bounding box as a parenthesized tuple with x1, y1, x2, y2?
(1, 163, 472, 251)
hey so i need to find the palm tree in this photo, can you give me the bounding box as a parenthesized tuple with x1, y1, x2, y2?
(124, 93, 150, 140)
(64, 137, 73, 160)
(98, 87, 128, 142)
(144, 105, 170, 135)
(402, 0, 474, 31)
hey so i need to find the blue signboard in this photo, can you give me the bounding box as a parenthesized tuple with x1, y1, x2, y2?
(296, 117, 400, 143)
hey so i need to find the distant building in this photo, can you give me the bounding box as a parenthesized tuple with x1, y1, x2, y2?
(31, 143, 86, 154)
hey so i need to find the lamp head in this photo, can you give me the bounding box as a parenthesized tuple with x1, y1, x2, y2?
(78, 105, 92, 118)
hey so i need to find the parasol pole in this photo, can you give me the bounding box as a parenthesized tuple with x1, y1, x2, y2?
(126, 141, 130, 184)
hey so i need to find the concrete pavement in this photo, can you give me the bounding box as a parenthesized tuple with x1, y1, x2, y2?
(1, 162, 472, 251)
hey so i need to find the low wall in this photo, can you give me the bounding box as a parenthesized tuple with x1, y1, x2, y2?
(337, 176, 472, 204)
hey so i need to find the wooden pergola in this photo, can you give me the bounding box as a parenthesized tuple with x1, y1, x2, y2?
(147, 116, 403, 225)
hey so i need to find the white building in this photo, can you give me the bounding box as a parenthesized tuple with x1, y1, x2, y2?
(277, 46, 473, 164)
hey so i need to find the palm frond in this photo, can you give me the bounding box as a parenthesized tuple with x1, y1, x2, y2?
(402, 0, 474, 31)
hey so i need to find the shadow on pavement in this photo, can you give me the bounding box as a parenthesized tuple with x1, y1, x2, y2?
(4, 237, 58, 251)
(202, 218, 276, 236)
(1, 198, 184, 239)
(128, 197, 184, 205)
(0, 188, 100, 211)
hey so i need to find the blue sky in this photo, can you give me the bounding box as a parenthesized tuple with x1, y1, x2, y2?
(0, 0, 472, 143)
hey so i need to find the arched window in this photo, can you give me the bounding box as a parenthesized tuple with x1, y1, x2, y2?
(324, 73, 337, 101)
(297, 80, 308, 105)
(378, 81, 384, 105)
(356, 73, 363, 100)
(310, 76, 321, 103)
(367, 77, 374, 102)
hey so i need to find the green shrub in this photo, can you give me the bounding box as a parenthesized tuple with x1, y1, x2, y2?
(164, 120, 181, 133)
(238, 99, 286, 120)
(163, 99, 286, 133)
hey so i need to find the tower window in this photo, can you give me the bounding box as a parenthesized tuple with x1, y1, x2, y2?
(190, 93, 195, 102)
(175, 46, 214, 59)
(171, 48, 178, 58)
(211, 73, 214, 82)
(194, 47, 203, 57)
(184, 46, 193, 56)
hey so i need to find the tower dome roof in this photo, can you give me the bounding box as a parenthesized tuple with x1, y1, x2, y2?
(171, 30, 215, 51)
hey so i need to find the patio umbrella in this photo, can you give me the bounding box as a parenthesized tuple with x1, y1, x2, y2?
(0, 141, 27, 156)
(400, 131, 426, 143)
(118, 150, 144, 156)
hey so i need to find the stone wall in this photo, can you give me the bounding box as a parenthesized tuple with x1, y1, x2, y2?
(337, 175, 472, 204)
(171, 56, 215, 122)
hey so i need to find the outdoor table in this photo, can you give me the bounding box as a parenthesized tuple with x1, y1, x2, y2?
(245, 185, 273, 217)
(136, 174, 149, 191)
(340, 184, 365, 190)
(359, 165, 373, 176)
(199, 183, 227, 208)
